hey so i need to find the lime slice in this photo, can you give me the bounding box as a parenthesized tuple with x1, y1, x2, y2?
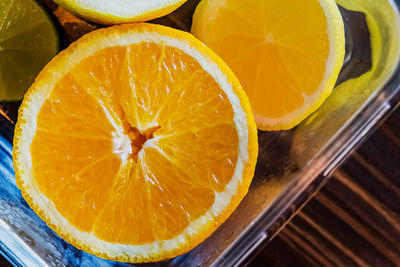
(0, 0, 58, 100)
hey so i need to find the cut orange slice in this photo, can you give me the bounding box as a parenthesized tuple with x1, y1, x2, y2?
(192, 0, 345, 130)
(13, 23, 258, 263)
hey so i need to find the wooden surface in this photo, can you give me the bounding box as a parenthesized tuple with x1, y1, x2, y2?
(249, 108, 400, 267)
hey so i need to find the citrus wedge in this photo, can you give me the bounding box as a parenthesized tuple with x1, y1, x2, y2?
(53, 0, 188, 25)
(192, 0, 345, 130)
(0, 0, 58, 100)
(13, 23, 258, 263)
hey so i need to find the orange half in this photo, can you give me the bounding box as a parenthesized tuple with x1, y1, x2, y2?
(12, 23, 258, 263)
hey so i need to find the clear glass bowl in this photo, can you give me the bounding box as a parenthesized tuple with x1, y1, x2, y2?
(0, 0, 399, 266)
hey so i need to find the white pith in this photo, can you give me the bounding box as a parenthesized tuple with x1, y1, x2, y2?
(15, 30, 250, 259)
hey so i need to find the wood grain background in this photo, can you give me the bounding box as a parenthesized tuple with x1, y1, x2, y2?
(249, 108, 400, 267)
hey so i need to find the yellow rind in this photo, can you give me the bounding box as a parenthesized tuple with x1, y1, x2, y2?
(53, 0, 188, 25)
(192, 0, 345, 131)
(12, 23, 258, 263)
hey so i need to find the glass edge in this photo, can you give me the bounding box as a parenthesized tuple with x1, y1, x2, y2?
(0, 219, 49, 267)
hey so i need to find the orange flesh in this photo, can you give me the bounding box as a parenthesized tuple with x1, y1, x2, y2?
(195, 0, 329, 118)
(31, 43, 239, 244)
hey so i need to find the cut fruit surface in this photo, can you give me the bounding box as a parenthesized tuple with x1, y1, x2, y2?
(192, 0, 345, 130)
(13, 23, 258, 263)
(53, 0, 188, 24)
(0, 0, 58, 100)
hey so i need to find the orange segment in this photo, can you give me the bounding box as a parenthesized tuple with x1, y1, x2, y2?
(192, 0, 345, 130)
(13, 24, 258, 263)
